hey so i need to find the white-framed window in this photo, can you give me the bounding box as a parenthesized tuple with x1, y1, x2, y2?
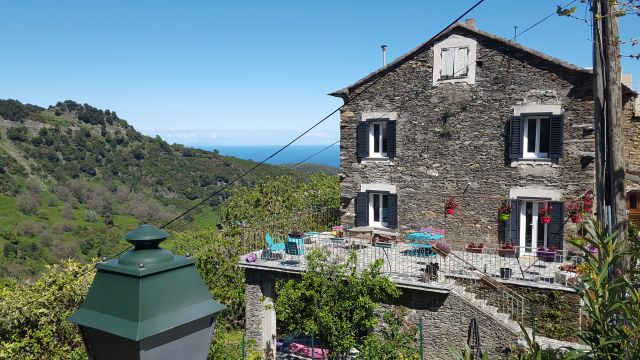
(368, 121, 388, 158)
(522, 115, 551, 159)
(369, 192, 389, 227)
(440, 47, 469, 79)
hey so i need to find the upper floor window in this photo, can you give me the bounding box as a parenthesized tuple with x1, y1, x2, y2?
(356, 118, 396, 159)
(440, 47, 469, 79)
(508, 113, 564, 161)
(369, 121, 388, 157)
(523, 115, 550, 158)
(432, 34, 477, 86)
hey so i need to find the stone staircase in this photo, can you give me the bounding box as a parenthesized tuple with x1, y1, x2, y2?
(451, 283, 527, 335)
(451, 283, 589, 351)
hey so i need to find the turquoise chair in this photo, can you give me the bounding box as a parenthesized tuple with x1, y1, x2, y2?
(266, 233, 285, 251)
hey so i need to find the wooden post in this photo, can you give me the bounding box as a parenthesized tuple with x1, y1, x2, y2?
(592, 0, 606, 226)
(593, 0, 629, 272)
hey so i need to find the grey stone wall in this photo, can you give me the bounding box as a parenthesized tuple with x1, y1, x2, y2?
(245, 268, 278, 359)
(336, 26, 635, 246)
(375, 287, 519, 359)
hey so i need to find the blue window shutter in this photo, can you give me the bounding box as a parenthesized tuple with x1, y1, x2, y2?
(386, 121, 397, 158)
(548, 201, 564, 250)
(356, 122, 368, 158)
(509, 116, 522, 159)
(387, 194, 398, 229)
(549, 114, 564, 159)
(504, 200, 519, 245)
(355, 192, 368, 227)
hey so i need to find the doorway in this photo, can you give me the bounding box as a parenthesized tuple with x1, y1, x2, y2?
(519, 200, 549, 253)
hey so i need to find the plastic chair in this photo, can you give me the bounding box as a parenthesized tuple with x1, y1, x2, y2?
(266, 233, 285, 251)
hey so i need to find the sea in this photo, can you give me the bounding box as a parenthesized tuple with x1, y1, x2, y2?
(195, 145, 339, 168)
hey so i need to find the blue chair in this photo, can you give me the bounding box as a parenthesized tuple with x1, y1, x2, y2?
(266, 233, 285, 251)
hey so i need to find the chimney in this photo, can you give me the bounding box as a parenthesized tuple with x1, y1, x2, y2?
(381, 45, 387, 66)
(464, 18, 476, 28)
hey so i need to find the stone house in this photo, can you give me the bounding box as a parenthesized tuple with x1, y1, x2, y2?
(330, 20, 639, 251)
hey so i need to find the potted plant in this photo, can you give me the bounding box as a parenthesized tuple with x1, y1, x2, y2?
(539, 203, 552, 224)
(536, 245, 558, 262)
(433, 242, 451, 257)
(565, 201, 583, 224)
(498, 200, 512, 221)
(498, 242, 517, 257)
(445, 196, 458, 215)
(465, 242, 484, 253)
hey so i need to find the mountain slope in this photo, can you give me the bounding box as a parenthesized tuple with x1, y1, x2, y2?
(0, 99, 305, 278)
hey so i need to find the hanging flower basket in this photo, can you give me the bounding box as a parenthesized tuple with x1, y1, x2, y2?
(498, 199, 512, 222)
(445, 196, 458, 216)
(539, 203, 552, 224)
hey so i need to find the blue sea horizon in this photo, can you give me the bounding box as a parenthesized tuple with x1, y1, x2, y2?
(195, 144, 339, 168)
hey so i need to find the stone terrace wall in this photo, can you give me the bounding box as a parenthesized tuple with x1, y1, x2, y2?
(337, 26, 599, 246)
(375, 287, 519, 359)
(457, 279, 581, 342)
(623, 95, 640, 179)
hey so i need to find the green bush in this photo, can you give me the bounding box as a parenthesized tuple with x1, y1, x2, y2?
(275, 249, 400, 355)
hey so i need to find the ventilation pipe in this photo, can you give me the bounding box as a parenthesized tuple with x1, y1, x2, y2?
(381, 45, 387, 66)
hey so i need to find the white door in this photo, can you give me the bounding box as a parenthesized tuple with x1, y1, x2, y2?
(519, 200, 548, 253)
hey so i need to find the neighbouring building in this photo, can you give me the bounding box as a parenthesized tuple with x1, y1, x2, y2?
(330, 19, 639, 250)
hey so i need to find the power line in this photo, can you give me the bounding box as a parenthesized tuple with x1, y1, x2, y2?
(289, 141, 340, 170)
(1, 0, 493, 319)
(159, 0, 487, 230)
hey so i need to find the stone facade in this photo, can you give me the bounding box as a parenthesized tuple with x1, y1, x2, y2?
(332, 23, 638, 247)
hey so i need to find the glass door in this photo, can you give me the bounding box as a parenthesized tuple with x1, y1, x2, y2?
(519, 200, 548, 253)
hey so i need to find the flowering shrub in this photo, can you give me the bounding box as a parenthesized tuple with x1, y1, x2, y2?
(444, 196, 458, 210)
(498, 199, 512, 215)
(582, 190, 594, 214)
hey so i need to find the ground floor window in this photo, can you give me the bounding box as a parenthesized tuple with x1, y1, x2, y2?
(519, 200, 548, 252)
(369, 193, 388, 227)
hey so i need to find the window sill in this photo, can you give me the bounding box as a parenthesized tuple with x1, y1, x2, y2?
(362, 157, 394, 165)
(510, 158, 558, 168)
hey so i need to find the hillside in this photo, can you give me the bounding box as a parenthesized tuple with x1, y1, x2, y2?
(0, 99, 304, 279)
(282, 163, 339, 175)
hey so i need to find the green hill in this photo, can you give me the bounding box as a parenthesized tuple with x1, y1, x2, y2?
(0, 99, 304, 279)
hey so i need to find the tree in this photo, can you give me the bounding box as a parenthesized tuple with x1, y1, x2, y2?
(61, 202, 75, 220)
(275, 249, 400, 355)
(85, 209, 97, 223)
(15, 193, 40, 215)
(0, 260, 93, 359)
(6, 126, 29, 142)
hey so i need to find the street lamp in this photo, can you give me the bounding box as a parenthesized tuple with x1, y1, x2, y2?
(69, 224, 225, 360)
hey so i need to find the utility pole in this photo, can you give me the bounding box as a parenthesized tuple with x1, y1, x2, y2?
(592, 0, 628, 271)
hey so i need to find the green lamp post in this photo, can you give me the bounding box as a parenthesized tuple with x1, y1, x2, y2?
(69, 224, 225, 360)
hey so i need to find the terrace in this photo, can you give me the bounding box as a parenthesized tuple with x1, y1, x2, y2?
(239, 230, 578, 292)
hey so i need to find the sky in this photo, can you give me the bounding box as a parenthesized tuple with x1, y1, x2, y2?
(0, 1, 638, 146)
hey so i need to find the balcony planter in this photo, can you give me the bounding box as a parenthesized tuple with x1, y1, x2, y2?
(432, 242, 451, 258)
(540, 216, 552, 224)
(536, 249, 557, 262)
(498, 247, 517, 258)
(465, 243, 484, 253)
